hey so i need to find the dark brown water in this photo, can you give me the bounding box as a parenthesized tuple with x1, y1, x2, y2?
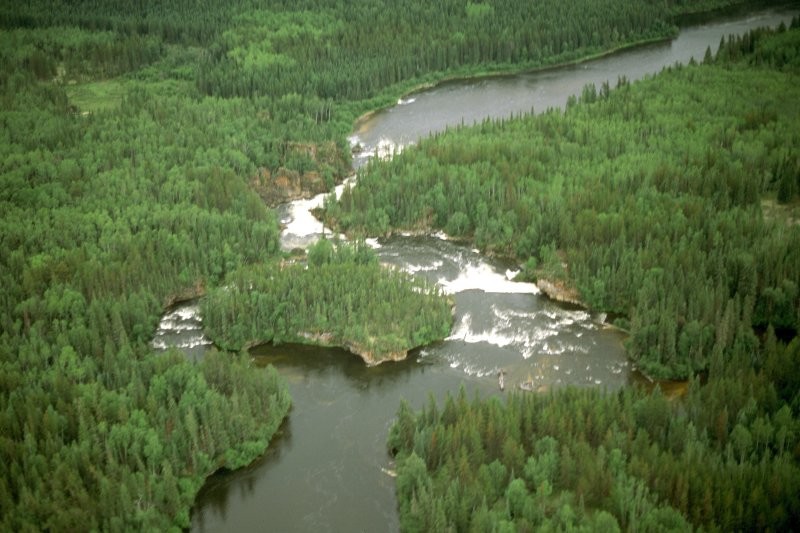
(179, 234, 628, 533)
(157, 7, 800, 532)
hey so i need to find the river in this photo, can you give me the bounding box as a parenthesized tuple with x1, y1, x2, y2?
(149, 6, 800, 532)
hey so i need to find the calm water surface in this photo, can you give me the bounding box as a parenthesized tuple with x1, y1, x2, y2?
(152, 7, 800, 532)
(350, 7, 798, 156)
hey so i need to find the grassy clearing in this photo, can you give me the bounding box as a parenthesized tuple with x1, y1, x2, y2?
(65, 79, 127, 113)
(762, 195, 800, 226)
(65, 78, 194, 113)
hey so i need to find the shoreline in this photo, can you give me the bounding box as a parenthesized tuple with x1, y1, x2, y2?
(238, 332, 440, 367)
(352, 33, 675, 128)
(352, 2, 796, 130)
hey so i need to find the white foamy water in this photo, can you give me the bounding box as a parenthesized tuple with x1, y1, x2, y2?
(151, 302, 212, 358)
(446, 358, 497, 378)
(283, 195, 326, 238)
(151, 337, 212, 350)
(155, 320, 202, 332)
(438, 262, 539, 294)
(446, 306, 595, 360)
(374, 137, 406, 160)
(279, 177, 355, 249)
(162, 306, 201, 322)
(367, 235, 626, 388)
(402, 260, 444, 275)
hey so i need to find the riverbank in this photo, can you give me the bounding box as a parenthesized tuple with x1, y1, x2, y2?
(201, 241, 455, 367)
(329, 7, 800, 384)
(351, 33, 676, 130)
(240, 327, 434, 366)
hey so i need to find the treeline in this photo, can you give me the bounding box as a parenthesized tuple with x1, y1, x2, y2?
(326, 22, 800, 379)
(0, 56, 298, 530)
(0, 0, 254, 45)
(389, 335, 800, 531)
(0, 27, 163, 81)
(196, 0, 673, 100)
(203, 240, 453, 362)
(2, 0, 775, 103)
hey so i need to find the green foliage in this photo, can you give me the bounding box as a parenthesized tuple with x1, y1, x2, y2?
(0, 26, 163, 81)
(203, 240, 453, 361)
(391, 358, 800, 531)
(1, 1, 796, 529)
(194, 0, 679, 100)
(0, 30, 296, 532)
(328, 24, 800, 379)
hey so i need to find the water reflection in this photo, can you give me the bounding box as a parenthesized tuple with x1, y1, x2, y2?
(351, 7, 798, 156)
(192, 342, 482, 532)
(192, 417, 294, 532)
(189, 6, 797, 531)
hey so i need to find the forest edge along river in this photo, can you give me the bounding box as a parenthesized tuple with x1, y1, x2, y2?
(145, 6, 800, 532)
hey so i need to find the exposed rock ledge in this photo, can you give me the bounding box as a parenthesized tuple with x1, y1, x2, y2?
(347, 344, 408, 366)
(536, 278, 585, 308)
(249, 141, 346, 207)
(250, 166, 329, 207)
(162, 280, 206, 308)
(299, 332, 409, 366)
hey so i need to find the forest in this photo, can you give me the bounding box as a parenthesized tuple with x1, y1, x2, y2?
(388, 350, 800, 531)
(203, 239, 453, 364)
(326, 21, 800, 380)
(385, 23, 800, 533)
(0, 21, 301, 533)
(1, 0, 797, 530)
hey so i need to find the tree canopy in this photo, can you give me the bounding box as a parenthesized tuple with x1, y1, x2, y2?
(1, 0, 796, 529)
(203, 240, 453, 364)
(327, 21, 800, 380)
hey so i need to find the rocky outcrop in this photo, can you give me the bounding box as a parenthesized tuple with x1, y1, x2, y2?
(163, 279, 205, 308)
(249, 141, 346, 207)
(250, 166, 328, 206)
(536, 278, 584, 308)
(348, 345, 408, 366)
(299, 332, 409, 366)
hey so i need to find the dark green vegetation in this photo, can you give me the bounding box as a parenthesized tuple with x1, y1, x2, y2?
(0, 27, 301, 533)
(203, 240, 453, 364)
(389, 346, 800, 531)
(1, 0, 795, 530)
(386, 25, 800, 533)
(3, 0, 771, 105)
(327, 23, 800, 380)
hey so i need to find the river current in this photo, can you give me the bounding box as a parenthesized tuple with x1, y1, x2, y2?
(148, 6, 798, 532)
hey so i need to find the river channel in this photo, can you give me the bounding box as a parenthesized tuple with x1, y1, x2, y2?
(155, 7, 800, 532)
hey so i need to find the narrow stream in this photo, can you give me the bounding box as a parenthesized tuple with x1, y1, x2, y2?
(143, 6, 800, 532)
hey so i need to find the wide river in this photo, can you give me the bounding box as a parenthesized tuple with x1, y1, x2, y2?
(151, 7, 800, 532)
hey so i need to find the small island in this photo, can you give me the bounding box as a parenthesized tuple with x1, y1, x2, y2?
(202, 239, 453, 364)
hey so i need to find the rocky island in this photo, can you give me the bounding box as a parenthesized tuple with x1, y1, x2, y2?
(202, 239, 453, 364)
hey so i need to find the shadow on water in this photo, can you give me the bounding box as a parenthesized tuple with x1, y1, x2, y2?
(191, 416, 294, 530)
(190, 342, 473, 533)
(188, 6, 798, 531)
(249, 342, 434, 390)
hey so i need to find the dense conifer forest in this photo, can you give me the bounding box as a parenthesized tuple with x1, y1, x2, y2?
(385, 24, 800, 532)
(203, 240, 453, 363)
(327, 22, 800, 380)
(1, 0, 797, 530)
